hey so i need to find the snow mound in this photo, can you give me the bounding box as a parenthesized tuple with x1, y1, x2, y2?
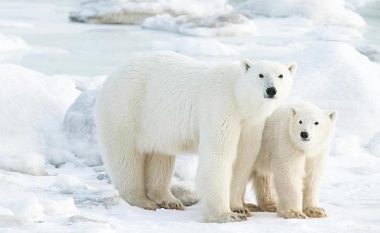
(238, 0, 366, 28)
(0, 152, 45, 176)
(63, 90, 102, 166)
(70, 0, 255, 36)
(70, 0, 231, 24)
(0, 33, 28, 52)
(292, 42, 380, 143)
(0, 64, 79, 173)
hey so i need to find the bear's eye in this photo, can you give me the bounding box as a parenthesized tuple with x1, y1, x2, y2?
(314, 122, 319, 125)
(259, 74, 264, 78)
(278, 74, 283, 78)
(299, 120, 302, 124)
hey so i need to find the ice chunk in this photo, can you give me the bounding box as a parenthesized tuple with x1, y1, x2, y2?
(55, 174, 92, 194)
(63, 90, 102, 166)
(367, 131, 380, 157)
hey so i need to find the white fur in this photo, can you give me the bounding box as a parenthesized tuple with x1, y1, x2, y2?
(251, 101, 336, 219)
(95, 52, 296, 222)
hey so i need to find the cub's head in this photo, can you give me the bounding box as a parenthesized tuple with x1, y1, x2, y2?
(288, 103, 337, 154)
(241, 60, 297, 102)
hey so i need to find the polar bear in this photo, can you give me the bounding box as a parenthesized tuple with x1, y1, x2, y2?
(95, 52, 297, 222)
(248, 101, 336, 219)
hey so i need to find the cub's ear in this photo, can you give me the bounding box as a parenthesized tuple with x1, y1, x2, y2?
(328, 111, 337, 121)
(241, 59, 253, 72)
(290, 106, 299, 117)
(288, 61, 297, 75)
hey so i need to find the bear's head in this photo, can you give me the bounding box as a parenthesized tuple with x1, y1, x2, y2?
(288, 103, 337, 155)
(240, 60, 297, 102)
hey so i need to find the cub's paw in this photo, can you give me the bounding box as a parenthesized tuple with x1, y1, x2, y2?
(205, 212, 247, 223)
(244, 203, 260, 212)
(231, 207, 252, 217)
(278, 209, 307, 219)
(244, 202, 276, 212)
(260, 203, 277, 212)
(303, 207, 327, 218)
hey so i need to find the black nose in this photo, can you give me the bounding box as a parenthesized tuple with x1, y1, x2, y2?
(300, 131, 309, 139)
(266, 87, 277, 97)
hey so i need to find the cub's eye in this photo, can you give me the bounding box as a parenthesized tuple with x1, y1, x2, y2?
(278, 74, 283, 78)
(259, 74, 264, 78)
(299, 120, 302, 124)
(314, 122, 319, 125)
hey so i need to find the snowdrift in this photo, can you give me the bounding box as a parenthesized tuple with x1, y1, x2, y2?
(0, 64, 79, 175)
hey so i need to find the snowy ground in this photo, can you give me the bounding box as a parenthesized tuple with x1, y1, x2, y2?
(0, 0, 380, 232)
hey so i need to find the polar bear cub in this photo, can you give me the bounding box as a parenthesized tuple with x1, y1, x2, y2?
(95, 52, 297, 222)
(250, 101, 336, 219)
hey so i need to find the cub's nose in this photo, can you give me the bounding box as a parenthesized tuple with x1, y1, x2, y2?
(300, 131, 309, 139)
(266, 87, 277, 98)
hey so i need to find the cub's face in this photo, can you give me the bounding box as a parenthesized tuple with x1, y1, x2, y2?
(241, 60, 297, 102)
(289, 106, 337, 154)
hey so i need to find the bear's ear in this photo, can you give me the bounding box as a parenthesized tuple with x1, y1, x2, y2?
(328, 111, 337, 121)
(241, 59, 253, 72)
(288, 61, 297, 75)
(290, 107, 299, 117)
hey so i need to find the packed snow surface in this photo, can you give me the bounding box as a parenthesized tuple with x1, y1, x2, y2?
(0, 0, 380, 232)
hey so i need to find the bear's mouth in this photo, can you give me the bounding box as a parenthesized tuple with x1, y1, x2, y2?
(301, 138, 310, 142)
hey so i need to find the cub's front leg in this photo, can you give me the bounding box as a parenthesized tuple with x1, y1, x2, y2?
(196, 116, 245, 223)
(273, 151, 307, 219)
(303, 155, 327, 218)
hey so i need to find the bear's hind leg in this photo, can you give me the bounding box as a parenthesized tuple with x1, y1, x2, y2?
(105, 144, 158, 210)
(145, 154, 185, 210)
(248, 170, 277, 212)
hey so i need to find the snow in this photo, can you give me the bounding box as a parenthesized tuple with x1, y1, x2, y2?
(0, 0, 379, 232)
(238, 0, 366, 28)
(0, 33, 28, 52)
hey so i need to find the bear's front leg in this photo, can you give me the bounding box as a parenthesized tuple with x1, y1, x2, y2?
(196, 117, 245, 223)
(230, 124, 264, 217)
(303, 156, 327, 218)
(273, 152, 307, 219)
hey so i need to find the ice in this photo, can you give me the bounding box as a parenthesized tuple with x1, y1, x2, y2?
(238, 0, 366, 28)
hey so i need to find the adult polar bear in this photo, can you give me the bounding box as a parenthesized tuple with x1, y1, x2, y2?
(95, 52, 297, 222)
